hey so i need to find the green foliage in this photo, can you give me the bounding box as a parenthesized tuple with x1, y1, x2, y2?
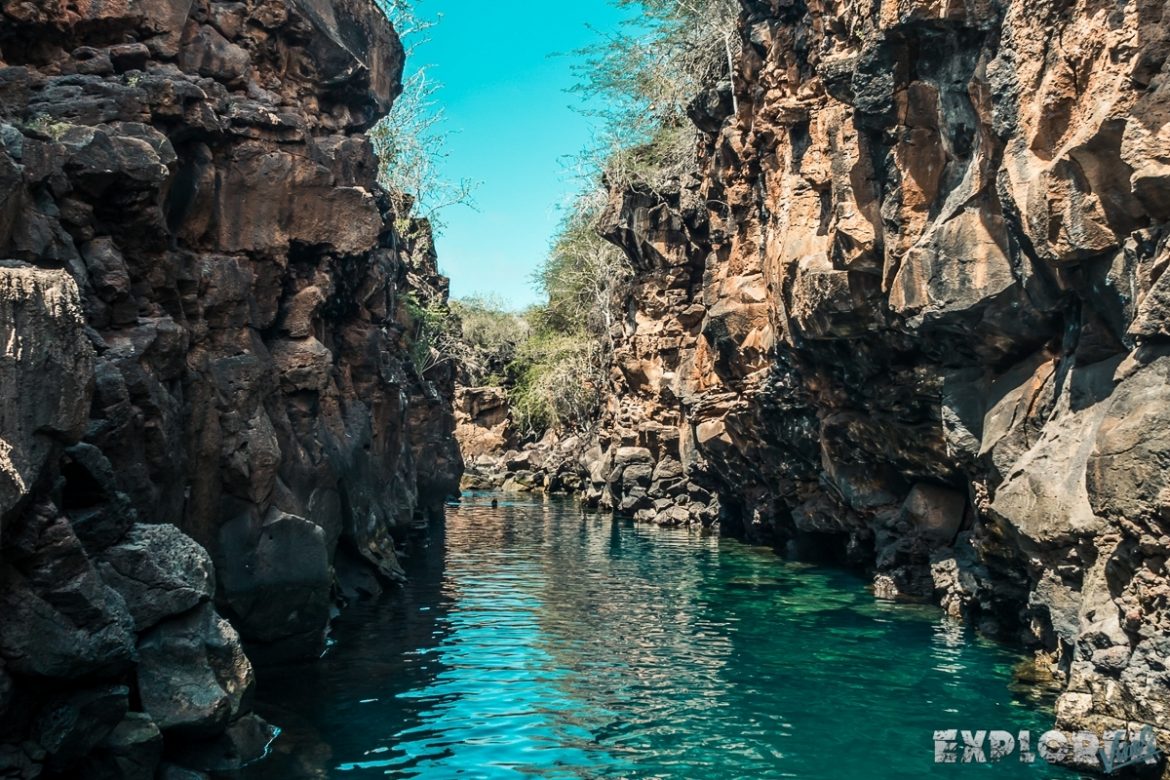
(570, 0, 740, 189)
(487, 183, 633, 439)
(480, 0, 747, 438)
(537, 188, 629, 339)
(574, 0, 737, 135)
(25, 114, 73, 141)
(600, 123, 698, 193)
(407, 0, 742, 439)
(507, 331, 605, 437)
(369, 1, 477, 235)
(447, 296, 529, 386)
(492, 0, 744, 439)
(402, 292, 454, 375)
(437, 291, 610, 438)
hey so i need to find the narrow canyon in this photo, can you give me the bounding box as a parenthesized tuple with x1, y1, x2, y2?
(1, 0, 1169, 778)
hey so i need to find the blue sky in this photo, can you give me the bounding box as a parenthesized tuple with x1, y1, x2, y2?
(408, 0, 631, 309)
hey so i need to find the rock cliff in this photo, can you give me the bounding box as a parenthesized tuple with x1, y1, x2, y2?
(585, 0, 1170, 768)
(0, 0, 461, 776)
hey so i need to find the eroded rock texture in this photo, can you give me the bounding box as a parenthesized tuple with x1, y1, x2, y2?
(586, 0, 1170, 766)
(0, 0, 460, 775)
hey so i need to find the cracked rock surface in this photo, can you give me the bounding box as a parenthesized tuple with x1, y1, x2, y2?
(576, 0, 1170, 770)
(0, 0, 462, 775)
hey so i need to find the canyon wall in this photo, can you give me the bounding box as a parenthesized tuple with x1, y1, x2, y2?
(0, 0, 461, 776)
(586, 0, 1170, 768)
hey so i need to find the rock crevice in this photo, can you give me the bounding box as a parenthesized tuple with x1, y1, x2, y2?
(573, 0, 1170, 768)
(0, 0, 461, 776)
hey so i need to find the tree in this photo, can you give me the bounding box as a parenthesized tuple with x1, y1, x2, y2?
(448, 297, 530, 386)
(370, 0, 477, 234)
(537, 187, 629, 348)
(570, 0, 741, 186)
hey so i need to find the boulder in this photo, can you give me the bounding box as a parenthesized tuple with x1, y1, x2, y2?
(0, 503, 135, 680)
(989, 358, 1119, 547)
(613, 446, 653, 466)
(81, 712, 163, 780)
(33, 685, 129, 774)
(157, 763, 211, 780)
(899, 484, 966, 543)
(1086, 354, 1170, 531)
(166, 713, 277, 774)
(621, 464, 653, 488)
(96, 523, 215, 631)
(136, 604, 253, 738)
(178, 24, 249, 85)
(651, 458, 684, 482)
(216, 508, 331, 650)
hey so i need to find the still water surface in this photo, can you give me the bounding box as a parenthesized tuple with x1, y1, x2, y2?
(245, 494, 1082, 779)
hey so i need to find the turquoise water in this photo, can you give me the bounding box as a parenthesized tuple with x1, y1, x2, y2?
(245, 495, 1083, 779)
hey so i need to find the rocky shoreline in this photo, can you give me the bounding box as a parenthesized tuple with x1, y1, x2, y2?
(0, 0, 461, 776)
(2, 0, 1169, 777)
(458, 0, 1170, 773)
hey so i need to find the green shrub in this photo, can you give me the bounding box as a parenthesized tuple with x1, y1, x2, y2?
(402, 292, 454, 375)
(448, 296, 529, 384)
(537, 187, 630, 340)
(507, 331, 605, 436)
(370, 0, 476, 235)
(570, 0, 740, 188)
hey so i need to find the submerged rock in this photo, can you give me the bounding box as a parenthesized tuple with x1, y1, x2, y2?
(165, 713, 278, 774)
(81, 712, 164, 780)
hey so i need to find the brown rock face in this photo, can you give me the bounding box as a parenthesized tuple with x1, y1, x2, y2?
(455, 386, 514, 460)
(586, 0, 1170, 766)
(0, 0, 461, 775)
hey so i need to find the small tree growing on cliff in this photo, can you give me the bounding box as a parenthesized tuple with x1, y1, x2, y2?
(571, 0, 740, 189)
(500, 186, 630, 438)
(371, 0, 476, 234)
(508, 332, 606, 437)
(447, 296, 531, 386)
(537, 186, 629, 349)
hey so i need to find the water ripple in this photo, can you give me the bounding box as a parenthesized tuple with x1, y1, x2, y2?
(245, 497, 1083, 780)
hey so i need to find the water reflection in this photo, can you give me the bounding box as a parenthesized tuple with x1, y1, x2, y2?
(245, 495, 1083, 779)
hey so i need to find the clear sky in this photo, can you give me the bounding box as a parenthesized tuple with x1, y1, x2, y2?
(410, 0, 630, 309)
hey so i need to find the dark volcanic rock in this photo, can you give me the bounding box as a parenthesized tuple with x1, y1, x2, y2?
(137, 603, 253, 738)
(81, 712, 164, 780)
(0, 662, 11, 719)
(60, 443, 138, 552)
(217, 508, 331, 657)
(0, 501, 136, 680)
(32, 685, 129, 774)
(0, 0, 462, 775)
(165, 712, 277, 774)
(95, 523, 215, 631)
(0, 266, 93, 535)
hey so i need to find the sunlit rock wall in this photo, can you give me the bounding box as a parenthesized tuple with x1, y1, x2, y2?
(586, 0, 1170, 765)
